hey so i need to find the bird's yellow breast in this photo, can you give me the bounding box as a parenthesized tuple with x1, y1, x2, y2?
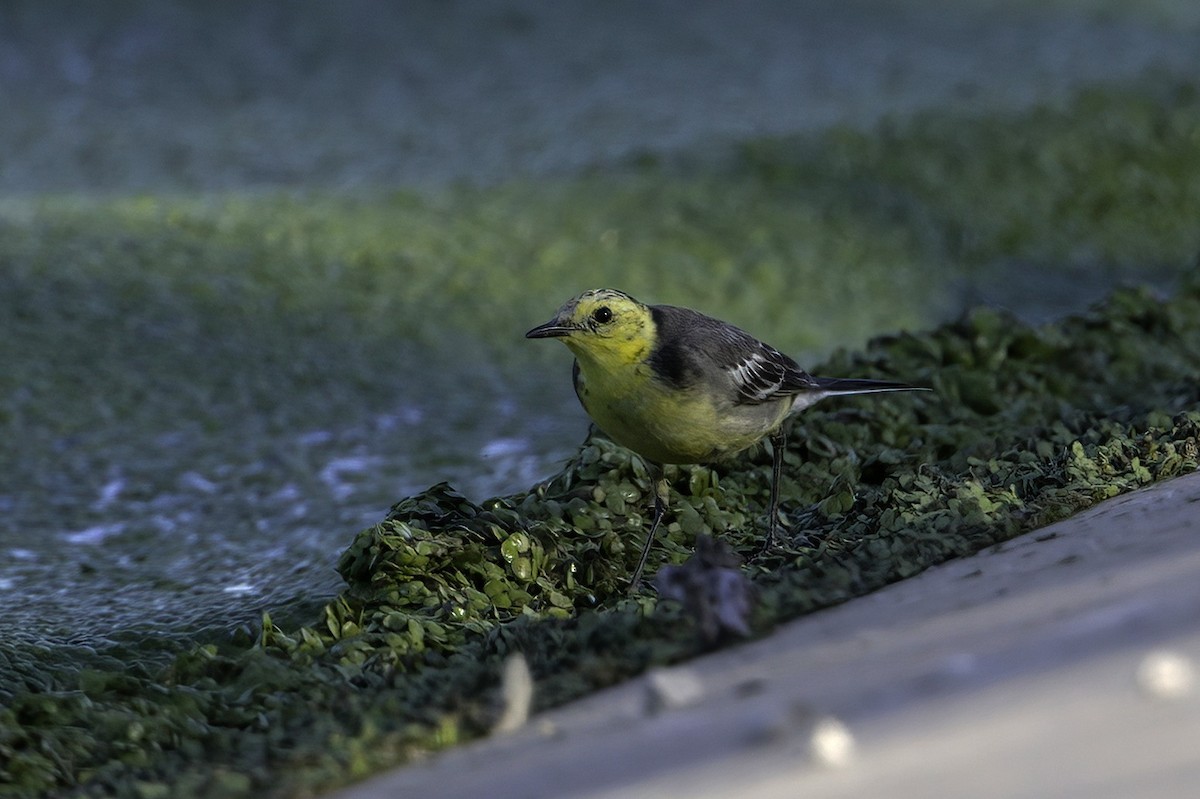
(570, 346, 789, 465)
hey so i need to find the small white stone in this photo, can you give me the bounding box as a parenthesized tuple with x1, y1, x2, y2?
(810, 716, 856, 768)
(645, 667, 706, 713)
(1136, 650, 1195, 700)
(494, 653, 535, 733)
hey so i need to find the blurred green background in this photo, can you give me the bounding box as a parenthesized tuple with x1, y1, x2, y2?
(1, 0, 1198, 693)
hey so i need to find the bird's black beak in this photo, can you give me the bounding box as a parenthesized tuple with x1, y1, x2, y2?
(525, 319, 575, 339)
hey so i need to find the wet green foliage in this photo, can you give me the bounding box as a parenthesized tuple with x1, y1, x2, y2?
(5, 80, 1200, 797)
(742, 82, 1200, 272)
(314, 280, 1200, 662)
(5, 278, 1198, 798)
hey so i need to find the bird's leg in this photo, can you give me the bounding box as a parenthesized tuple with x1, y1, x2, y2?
(628, 469, 670, 592)
(761, 428, 786, 554)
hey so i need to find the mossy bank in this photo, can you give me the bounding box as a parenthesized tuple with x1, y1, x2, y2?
(3, 83, 1200, 796)
(5, 281, 1199, 798)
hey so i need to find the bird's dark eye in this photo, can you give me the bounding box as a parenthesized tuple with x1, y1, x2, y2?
(592, 306, 613, 324)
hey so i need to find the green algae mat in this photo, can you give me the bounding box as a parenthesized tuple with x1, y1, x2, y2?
(3, 278, 1199, 797)
(4, 81, 1200, 797)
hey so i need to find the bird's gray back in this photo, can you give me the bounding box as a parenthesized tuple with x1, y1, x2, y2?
(648, 304, 820, 406)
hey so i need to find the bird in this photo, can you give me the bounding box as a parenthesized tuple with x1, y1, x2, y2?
(526, 288, 925, 590)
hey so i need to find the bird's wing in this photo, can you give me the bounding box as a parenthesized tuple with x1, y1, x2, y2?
(648, 304, 822, 405)
(713, 326, 821, 405)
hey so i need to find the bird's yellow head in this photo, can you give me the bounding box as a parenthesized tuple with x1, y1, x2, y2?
(525, 288, 655, 368)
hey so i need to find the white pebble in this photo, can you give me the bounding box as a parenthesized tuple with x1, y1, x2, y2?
(645, 667, 706, 713)
(810, 716, 856, 768)
(1136, 650, 1195, 700)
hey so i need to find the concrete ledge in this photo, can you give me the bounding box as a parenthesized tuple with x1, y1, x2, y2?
(336, 471, 1200, 798)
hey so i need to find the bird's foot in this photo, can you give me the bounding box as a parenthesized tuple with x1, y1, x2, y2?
(750, 532, 779, 563)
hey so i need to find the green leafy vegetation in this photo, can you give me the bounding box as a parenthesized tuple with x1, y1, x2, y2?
(741, 82, 1200, 270)
(4, 279, 1198, 798)
(4, 81, 1200, 796)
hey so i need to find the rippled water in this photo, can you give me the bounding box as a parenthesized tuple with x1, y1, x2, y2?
(0, 377, 583, 671)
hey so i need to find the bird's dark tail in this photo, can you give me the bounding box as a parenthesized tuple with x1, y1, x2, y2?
(813, 376, 926, 395)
